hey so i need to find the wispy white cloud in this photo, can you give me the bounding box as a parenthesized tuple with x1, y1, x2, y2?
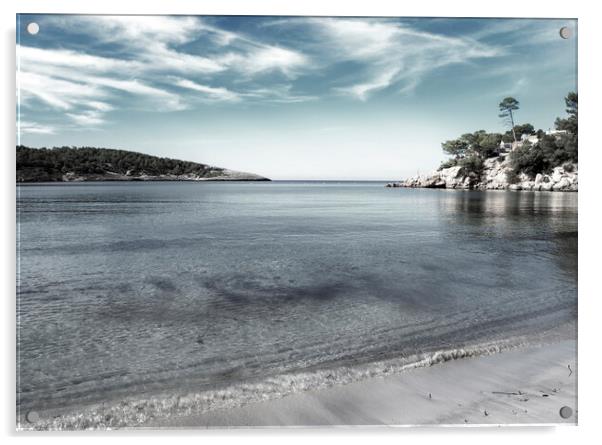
(18, 71, 104, 110)
(173, 78, 241, 102)
(66, 110, 106, 126)
(85, 101, 114, 112)
(68, 15, 201, 43)
(18, 45, 141, 73)
(17, 15, 318, 132)
(471, 19, 573, 46)
(17, 40, 187, 128)
(457, 19, 576, 92)
(19, 16, 566, 135)
(43, 14, 309, 79)
(242, 85, 317, 103)
(19, 120, 57, 135)
(338, 67, 399, 101)
(219, 46, 308, 78)
(309, 18, 503, 100)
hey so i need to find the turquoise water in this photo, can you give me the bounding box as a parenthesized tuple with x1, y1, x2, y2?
(17, 182, 577, 419)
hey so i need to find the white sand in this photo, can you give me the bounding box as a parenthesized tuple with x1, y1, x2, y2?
(149, 340, 576, 427)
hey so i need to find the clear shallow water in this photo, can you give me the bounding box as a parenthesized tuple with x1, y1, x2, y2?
(17, 182, 577, 420)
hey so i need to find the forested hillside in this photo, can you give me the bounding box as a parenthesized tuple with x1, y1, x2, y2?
(16, 146, 268, 182)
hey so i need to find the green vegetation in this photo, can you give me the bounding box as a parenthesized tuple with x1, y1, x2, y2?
(502, 123, 535, 143)
(508, 92, 578, 178)
(498, 97, 520, 142)
(16, 146, 222, 182)
(439, 92, 577, 181)
(440, 130, 503, 177)
(555, 92, 578, 134)
(507, 141, 546, 178)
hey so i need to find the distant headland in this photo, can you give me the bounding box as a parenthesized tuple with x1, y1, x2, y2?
(388, 92, 578, 192)
(16, 146, 270, 182)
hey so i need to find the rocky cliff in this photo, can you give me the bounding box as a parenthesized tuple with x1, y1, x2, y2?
(387, 156, 577, 192)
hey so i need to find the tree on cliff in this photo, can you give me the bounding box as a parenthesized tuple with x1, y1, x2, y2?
(555, 92, 577, 135)
(498, 97, 520, 142)
(472, 132, 503, 158)
(502, 123, 536, 143)
(442, 131, 502, 161)
(508, 92, 578, 178)
(441, 138, 470, 160)
(440, 130, 503, 175)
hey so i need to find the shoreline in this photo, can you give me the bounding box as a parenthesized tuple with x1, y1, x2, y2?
(19, 333, 576, 430)
(386, 183, 578, 193)
(147, 340, 577, 428)
(387, 159, 578, 192)
(386, 182, 578, 193)
(16, 178, 271, 184)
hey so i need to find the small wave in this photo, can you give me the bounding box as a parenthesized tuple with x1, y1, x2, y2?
(18, 335, 544, 430)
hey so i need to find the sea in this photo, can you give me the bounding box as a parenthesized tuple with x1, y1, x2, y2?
(16, 181, 578, 428)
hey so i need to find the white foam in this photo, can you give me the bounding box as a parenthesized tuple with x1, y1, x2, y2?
(21, 335, 545, 430)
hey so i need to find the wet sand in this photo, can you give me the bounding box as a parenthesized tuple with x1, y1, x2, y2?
(148, 340, 576, 428)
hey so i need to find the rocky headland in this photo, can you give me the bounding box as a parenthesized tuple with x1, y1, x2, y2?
(387, 155, 577, 192)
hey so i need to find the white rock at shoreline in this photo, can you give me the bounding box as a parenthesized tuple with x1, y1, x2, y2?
(387, 156, 577, 192)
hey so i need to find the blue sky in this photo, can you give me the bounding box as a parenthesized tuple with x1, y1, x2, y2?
(17, 15, 577, 179)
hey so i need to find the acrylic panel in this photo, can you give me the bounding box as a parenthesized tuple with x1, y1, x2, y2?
(16, 14, 578, 430)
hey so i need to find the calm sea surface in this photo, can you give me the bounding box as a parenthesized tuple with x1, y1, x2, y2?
(17, 182, 577, 415)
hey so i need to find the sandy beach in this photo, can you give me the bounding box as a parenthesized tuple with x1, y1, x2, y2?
(147, 340, 576, 428)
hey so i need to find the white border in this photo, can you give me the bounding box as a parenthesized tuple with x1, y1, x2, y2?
(1, 0, 582, 18)
(2, 1, 601, 444)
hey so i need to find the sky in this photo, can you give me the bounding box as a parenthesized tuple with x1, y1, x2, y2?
(16, 15, 577, 180)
